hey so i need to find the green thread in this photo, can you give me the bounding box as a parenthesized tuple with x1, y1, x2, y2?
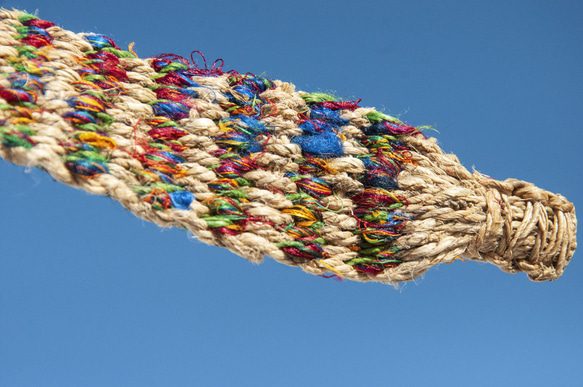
(65, 150, 108, 163)
(201, 216, 234, 228)
(320, 190, 345, 213)
(234, 178, 252, 187)
(313, 237, 326, 245)
(218, 189, 247, 199)
(347, 257, 401, 265)
(300, 92, 338, 104)
(0, 126, 34, 149)
(17, 12, 37, 23)
(285, 192, 313, 201)
(276, 241, 305, 248)
(131, 182, 185, 195)
(98, 47, 136, 58)
(364, 111, 403, 125)
(157, 62, 190, 73)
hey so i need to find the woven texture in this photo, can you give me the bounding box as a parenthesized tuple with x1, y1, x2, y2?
(0, 9, 577, 283)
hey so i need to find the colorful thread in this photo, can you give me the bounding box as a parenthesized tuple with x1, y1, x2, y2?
(4, 10, 570, 285)
(0, 11, 416, 278)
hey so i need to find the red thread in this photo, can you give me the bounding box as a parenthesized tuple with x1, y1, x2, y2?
(354, 265, 383, 275)
(84, 51, 128, 82)
(23, 18, 55, 29)
(147, 127, 187, 141)
(260, 98, 278, 118)
(319, 99, 362, 111)
(190, 51, 224, 76)
(319, 274, 343, 281)
(156, 73, 193, 87)
(0, 89, 36, 104)
(21, 35, 52, 48)
(216, 227, 240, 235)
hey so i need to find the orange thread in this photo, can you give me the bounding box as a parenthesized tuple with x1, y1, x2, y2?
(128, 42, 138, 57)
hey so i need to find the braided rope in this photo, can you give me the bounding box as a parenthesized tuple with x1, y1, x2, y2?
(0, 9, 576, 283)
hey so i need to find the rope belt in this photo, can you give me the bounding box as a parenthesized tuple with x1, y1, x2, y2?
(0, 9, 576, 283)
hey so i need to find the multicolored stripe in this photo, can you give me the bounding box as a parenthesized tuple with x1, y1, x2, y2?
(0, 10, 423, 278)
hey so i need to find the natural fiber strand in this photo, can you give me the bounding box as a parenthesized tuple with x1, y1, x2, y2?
(0, 9, 577, 283)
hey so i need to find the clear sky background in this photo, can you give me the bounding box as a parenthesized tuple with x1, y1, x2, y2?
(1, 1, 582, 386)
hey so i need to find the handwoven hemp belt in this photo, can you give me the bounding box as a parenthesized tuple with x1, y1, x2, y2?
(0, 9, 577, 283)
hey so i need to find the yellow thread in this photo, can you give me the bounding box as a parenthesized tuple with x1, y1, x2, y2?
(76, 95, 106, 112)
(77, 132, 117, 149)
(305, 157, 338, 175)
(282, 205, 318, 227)
(71, 80, 101, 91)
(22, 61, 53, 75)
(316, 259, 343, 278)
(316, 158, 338, 175)
(445, 256, 466, 264)
(10, 117, 32, 124)
(218, 120, 235, 132)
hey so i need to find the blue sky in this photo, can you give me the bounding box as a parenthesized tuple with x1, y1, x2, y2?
(1, 1, 582, 386)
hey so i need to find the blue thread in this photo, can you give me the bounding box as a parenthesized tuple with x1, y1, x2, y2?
(65, 159, 108, 176)
(141, 170, 175, 184)
(20, 25, 51, 38)
(362, 121, 413, 136)
(171, 72, 200, 88)
(215, 115, 268, 154)
(292, 132, 344, 158)
(374, 213, 408, 228)
(240, 76, 273, 93)
(362, 122, 389, 136)
(352, 209, 407, 229)
(84, 34, 118, 49)
(214, 164, 243, 178)
(391, 140, 408, 150)
(157, 151, 186, 164)
(169, 191, 195, 210)
(151, 102, 190, 120)
(158, 173, 175, 184)
(362, 173, 398, 191)
(181, 87, 199, 98)
(6, 73, 42, 91)
(151, 55, 189, 71)
(225, 115, 268, 137)
(63, 142, 96, 152)
(298, 119, 337, 135)
(225, 93, 240, 104)
(216, 132, 262, 153)
(232, 86, 257, 101)
(360, 155, 398, 178)
(298, 120, 320, 134)
(62, 111, 97, 124)
(227, 76, 274, 104)
(309, 105, 349, 126)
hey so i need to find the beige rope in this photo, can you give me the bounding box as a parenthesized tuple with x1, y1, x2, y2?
(0, 9, 577, 283)
(394, 136, 576, 281)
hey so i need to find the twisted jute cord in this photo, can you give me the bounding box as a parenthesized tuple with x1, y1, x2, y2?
(0, 9, 577, 283)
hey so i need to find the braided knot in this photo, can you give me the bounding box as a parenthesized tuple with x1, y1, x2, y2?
(469, 178, 577, 281)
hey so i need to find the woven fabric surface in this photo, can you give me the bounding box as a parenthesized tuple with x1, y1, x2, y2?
(0, 9, 577, 283)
